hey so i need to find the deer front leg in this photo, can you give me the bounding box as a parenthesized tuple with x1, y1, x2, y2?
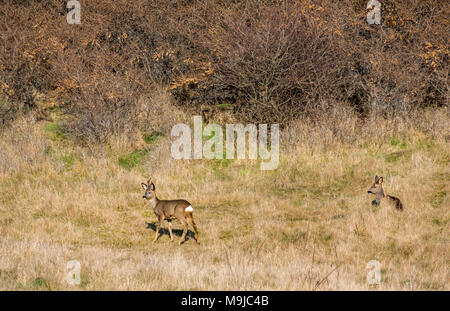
(153, 217, 163, 242)
(168, 220, 174, 242)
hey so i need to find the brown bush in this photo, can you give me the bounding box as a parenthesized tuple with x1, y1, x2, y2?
(338, 0, 449, 114)
(0, 0, 448, 133)
(202, 3, 349, 124)
(0, 0, 58, 125)
(169, 0, 448, 123)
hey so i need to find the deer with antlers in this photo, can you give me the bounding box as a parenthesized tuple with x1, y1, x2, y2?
(141, 179, 200, 245)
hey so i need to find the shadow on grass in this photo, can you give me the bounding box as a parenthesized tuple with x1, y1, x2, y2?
(145, 222, 196, 242)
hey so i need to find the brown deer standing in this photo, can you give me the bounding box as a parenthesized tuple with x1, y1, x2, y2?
(141, 179, 200, 245)
(367, 175, 403, 211)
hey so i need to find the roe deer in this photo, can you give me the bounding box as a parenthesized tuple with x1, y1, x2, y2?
(141, 179, 200, 245)
(367, 175, 403, 210)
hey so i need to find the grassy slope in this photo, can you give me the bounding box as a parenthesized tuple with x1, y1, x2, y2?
(0, 115, 448, 290)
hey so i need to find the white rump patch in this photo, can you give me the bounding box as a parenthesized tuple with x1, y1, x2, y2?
(185, 205, 194, 212)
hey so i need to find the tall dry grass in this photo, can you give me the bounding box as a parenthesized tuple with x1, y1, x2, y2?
(0, 98, 448, 290)
(1, 0, 448, 291)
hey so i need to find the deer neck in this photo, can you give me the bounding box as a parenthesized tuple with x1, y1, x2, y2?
(376, 187, 386, 201)
(149, 196, 159, 210)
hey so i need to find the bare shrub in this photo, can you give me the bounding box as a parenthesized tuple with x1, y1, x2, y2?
(0, 0, 58, 124)
(63, 71, 144, 145)
(338, 0, 449, 114)
(139, 87, 188, 136)
(0, 0, 447, 139)
(204, 3, 348, 124)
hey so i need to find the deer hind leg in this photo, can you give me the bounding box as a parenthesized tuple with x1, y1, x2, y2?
(178, 218, 188, 245)
(187, 214, 200, 244)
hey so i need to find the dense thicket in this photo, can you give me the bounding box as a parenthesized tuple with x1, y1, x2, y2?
(0, 0, 448, 140)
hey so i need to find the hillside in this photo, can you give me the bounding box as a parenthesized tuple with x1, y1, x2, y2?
(0, 0, 448, 290)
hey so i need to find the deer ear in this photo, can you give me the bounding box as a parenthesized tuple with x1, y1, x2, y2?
(150, 183, 155, 191)
(375, 175, 379, 183)
(378, 177, 383, 184)
(141, 183, 148, 190)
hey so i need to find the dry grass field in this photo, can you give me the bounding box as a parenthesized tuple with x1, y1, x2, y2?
(0, 0, 448, 292)
(0, 99, 448, 290)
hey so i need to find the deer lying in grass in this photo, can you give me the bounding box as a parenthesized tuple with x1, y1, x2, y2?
(368, 175, 403, 211)
(141, 179, 200, 245)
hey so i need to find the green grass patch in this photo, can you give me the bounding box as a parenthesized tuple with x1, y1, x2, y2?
(390, 136, 407, 149)
(371, 205, 380, 214)
(210, 158, 233, 180)
(216, 103, 232, 110)
(144, 132, 163, 144)
(49, 150, 77, 169)
(384, 150, 411, 163)
(118, 149, 148, 170)
(281, 230, 306, 243)
(45, 122, 66, 141)
(430, 190, 446, 209)
(415, 138, 433, 150)
(219, 230, 234, 241)
(31, 277, 51, 290)
(318, 230, 333, 244)
(60, 153, 75, 167)
(431, 218, 447, 226)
